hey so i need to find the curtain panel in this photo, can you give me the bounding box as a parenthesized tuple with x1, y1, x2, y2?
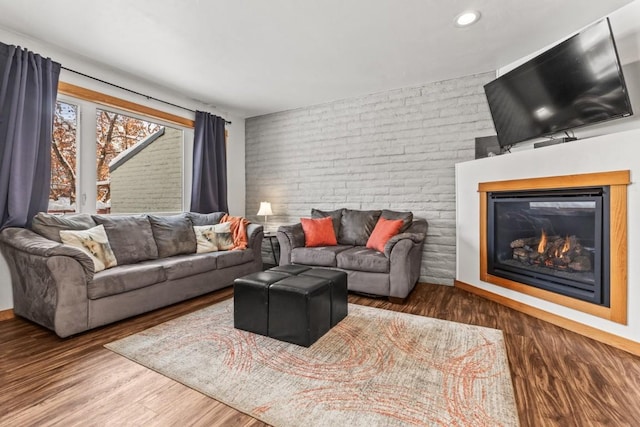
(0, 43, 61, 229)
(190, 111, 228, 213)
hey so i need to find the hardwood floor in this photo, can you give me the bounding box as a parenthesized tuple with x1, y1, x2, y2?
(1, 283, 639, 426)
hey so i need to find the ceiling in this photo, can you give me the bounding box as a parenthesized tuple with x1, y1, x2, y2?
(0, 0, 633, 118)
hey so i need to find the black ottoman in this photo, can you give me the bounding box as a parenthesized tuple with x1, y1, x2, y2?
(268, 276, 332, 347)
(233, 271, 289, 336)
(268, 264, 311, 275)
(300, 268, 348, 327)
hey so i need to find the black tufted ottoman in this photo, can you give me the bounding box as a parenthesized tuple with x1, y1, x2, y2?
(233, 270, 289, 336)
(299, 268, 348, 327)
(268, 275, 332, 347)
(267, 264, 311, 275)
(268, 266, 348, 327)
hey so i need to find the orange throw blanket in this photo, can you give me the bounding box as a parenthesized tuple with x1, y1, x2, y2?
(220, 214, 250, 250)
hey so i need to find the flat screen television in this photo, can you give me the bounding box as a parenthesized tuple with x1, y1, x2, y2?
(484, 18, 633, 147)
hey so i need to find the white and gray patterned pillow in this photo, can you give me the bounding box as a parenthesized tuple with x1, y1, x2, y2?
(194, 223, 234, 253)
(60, 224, 117, 272)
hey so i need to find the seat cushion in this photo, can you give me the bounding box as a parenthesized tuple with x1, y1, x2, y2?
(214, 249, 255, 269)
(338, 209, 381, 246)
(92, 215, 159, 265)
(336, 246, 390, 273)
(151, 252, 219, 281)
(291, 245, 352, 267)
(148, 214, 196, 258)
(88, 263, 167, 299)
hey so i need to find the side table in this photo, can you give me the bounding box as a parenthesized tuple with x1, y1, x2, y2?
(263, 231, 279, 266)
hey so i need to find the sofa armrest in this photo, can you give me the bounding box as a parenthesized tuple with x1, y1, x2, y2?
(276, 223, 305, 265)
(246, 223, 264, 250)
(0, 227, 95, 280)
(383, 219, 428, 258)
(0, 227, 92, 337)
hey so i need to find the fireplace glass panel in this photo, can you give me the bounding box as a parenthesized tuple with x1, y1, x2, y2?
(487, 187, 609, 306)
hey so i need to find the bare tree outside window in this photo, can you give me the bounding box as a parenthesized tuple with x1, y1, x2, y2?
(49, 101, 78, 213)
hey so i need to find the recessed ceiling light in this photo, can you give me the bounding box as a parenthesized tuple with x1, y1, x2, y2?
(455, 10, 480, 27)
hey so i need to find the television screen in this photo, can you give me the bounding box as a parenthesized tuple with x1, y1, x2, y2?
(484, 18, 633, 147)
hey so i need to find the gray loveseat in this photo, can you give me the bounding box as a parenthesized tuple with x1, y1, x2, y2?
(277, 209, 427, 302)
(0, 212, 263, 337)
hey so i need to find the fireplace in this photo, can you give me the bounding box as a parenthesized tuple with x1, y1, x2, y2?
(487, 187, 609, 306)
(478, 171, 628, 324)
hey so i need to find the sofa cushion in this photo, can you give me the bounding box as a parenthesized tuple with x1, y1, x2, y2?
(186, 212, 226, 226)
(148, 252, 218, 281)
(338, 209, 381, 246)
(194, 223, 234, 253)
(381, 209, 414, 233)
(336, 247, 390, 273)
(92, 215, 159, 265)
(59, 225, 118, 272)
(148, 214, 197, 258)
(88, 263, 166, 299)
(311, 208, 344, 239)
(366, 218, 404, 253)
(214, 248, 255, 269)
(300, 217, 337, 247)
(31, 212, 96, 242)
(291, 245, 352, 267)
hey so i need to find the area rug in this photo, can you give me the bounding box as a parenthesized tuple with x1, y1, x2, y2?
(105, 300, 519, 426)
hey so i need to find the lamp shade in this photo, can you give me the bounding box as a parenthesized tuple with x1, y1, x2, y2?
(257, 201, 273, 216)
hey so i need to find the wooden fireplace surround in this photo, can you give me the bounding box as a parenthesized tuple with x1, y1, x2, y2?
(478, 170, 629, 324)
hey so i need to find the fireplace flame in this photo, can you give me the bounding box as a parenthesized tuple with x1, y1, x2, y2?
(562, 235, 571, 254)
(537, 230, 547, 254)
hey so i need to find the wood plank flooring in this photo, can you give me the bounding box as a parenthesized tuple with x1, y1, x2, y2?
(1, 283, 639, 426)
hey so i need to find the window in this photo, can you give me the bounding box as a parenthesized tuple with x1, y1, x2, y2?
(49, 101, 78, 213)
(49, 87, 188, 215)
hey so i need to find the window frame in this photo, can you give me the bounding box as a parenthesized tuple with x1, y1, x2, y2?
(55, 83, 194, 215)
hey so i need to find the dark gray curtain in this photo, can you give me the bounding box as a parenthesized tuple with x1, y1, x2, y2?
(190, 111, 228, 213)
(0, 44, 61, 229)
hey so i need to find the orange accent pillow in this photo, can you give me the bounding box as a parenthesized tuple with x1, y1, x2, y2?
(366, 217, 404, 253)
(300, 217, 338, 247)
(220, 214, 249, 250)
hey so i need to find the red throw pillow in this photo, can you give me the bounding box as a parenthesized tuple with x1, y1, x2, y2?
(366, 217, 404, 253)
(300, 217, 338, 247)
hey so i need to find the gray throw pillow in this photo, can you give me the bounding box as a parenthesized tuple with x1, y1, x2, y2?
(381, 209, 414, 233)
(186, 212, 226, 226)
(338, 209, 382, 246)
(31, 212, 97, 242)
(148, 214, 197, 258)
(311, 208, 344, 239)
(92, 215, 159, 265)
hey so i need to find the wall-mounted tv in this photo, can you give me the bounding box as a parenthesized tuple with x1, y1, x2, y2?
(484, 18, 633, 147)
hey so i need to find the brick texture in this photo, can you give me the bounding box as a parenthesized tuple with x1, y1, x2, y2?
(111, 127, 183, 213)
(246, 72, 495, 284)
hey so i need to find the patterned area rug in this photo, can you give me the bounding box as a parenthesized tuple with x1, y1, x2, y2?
(105, 300, 519, 426)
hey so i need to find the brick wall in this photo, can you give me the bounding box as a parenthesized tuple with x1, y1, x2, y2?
(246, 72, 495, 284)
(111, 127, 183, 213)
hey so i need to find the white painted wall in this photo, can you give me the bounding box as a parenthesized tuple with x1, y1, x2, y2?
(456, 128, 640, 343)
(246, 73, 496, 285)
(0, 26, 246, 311)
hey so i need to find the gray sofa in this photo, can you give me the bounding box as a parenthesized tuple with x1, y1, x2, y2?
(0, 212, 263, 337)
(277, 209, 427, 302)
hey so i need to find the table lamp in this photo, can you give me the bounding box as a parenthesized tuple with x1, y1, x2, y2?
(257, 201, 273, 227)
